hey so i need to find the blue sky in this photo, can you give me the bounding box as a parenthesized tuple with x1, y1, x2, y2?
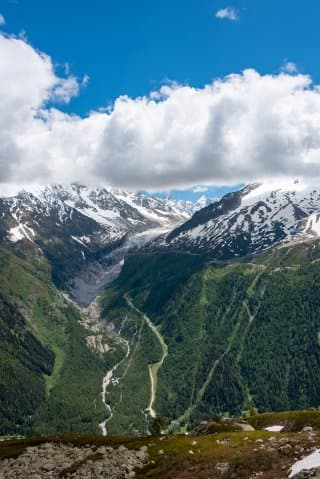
(4, 0, 319, 114)
(1, 1, 320, 200)
(4, 0, 319, 115)
(143, 184, 243, 202)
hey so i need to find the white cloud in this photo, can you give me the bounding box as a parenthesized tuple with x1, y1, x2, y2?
(0, 14, 5, 26)
(281, 61, 298, 73)
(215, 7, 239, 21)
(2, 33, 320, 190)
(193, 186, 208, 193)
(82, 74, 90, 87)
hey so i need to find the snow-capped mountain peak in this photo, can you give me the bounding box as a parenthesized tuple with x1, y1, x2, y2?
(0, 183, 195, 290)
(0, 183, 195, 245)
(194, 194, 218, 211)
(165, 179, 320, 258)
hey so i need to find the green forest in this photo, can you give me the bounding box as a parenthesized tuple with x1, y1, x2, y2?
(2, 238, 320, 436)
(100, 243, 320, 433)
(0, 246, 117, 436)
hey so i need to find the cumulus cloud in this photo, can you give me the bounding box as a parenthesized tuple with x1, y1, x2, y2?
(215, 7, 239, 21)
(0, 33, 82, 182)
(0, 14, 5, 27)
(2, 32, 320, 190)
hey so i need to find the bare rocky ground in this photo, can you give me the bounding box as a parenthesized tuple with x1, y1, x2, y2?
(3, 412, 320, 478)
(0, 442, 148, 479)
(1, 431, 319, 479)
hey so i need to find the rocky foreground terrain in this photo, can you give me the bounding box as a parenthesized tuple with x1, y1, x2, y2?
(2, 412, 320, 478)
(0, 442, 147, 478)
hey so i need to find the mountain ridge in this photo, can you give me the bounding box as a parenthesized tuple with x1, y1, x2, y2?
(0, 183, 195, 291)
(165, 180, 320, 258)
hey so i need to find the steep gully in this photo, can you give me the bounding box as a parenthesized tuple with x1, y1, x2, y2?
(69, 227, 170, 435)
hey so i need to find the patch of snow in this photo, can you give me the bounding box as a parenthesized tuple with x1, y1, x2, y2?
(79, 235, 91, 243)
(112, 189, 192, 226)
(289, 449, 320, 477)
(23, 183, 192, 239)
(304, 213, 320, 236)
(264, 425, 284, 432)
(194, 195, 217, 211)
(241, 178, 319, 206)
(8, 223, 35, 243)
(8, 225, 25, 242)
(71, 236, 90, 249)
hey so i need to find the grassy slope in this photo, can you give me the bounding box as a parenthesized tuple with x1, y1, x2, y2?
(0, 245, 115, 435)
(100, 241, 320, 433)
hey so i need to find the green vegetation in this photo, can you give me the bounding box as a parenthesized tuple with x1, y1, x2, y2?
(105, 309, 162, 436)
(3, 236, 320, 437)
(0, 293, 53, 435)
(248, 409, 320, 432)
(0, 246, 115, 435)
(100, 244, 320, 433)
(31, 303, 109, 435)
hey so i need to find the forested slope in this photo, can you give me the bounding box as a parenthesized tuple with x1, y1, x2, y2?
(0, 245, 114, 436)
(2, 234, 320, 437)
(100, 241, 320, 433)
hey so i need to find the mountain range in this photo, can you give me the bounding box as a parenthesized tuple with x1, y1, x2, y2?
(165, 180, 320, 256)
(1, 179, 320, 437)
(0, 184, 194, 300)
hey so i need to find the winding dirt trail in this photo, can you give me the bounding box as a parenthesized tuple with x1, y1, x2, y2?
(124, 294, 168, 418)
